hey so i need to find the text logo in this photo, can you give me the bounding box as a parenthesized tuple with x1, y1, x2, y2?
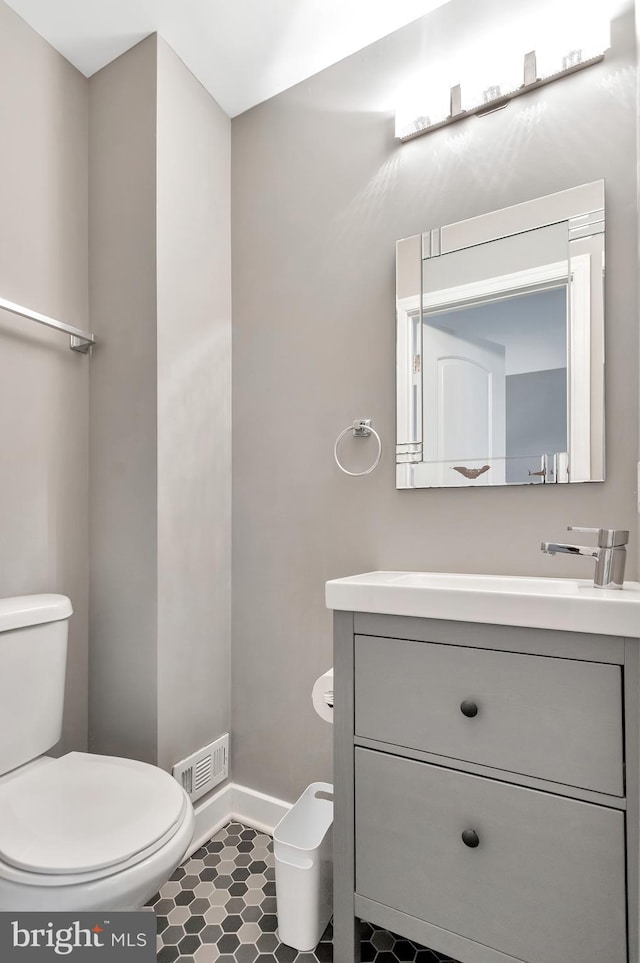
(0, 912, 155, 961)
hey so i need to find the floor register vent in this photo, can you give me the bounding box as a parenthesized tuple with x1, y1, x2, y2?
(172, 734, 229, 803)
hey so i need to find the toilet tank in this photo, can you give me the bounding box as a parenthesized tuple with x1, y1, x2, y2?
(0, 595, 73, 776)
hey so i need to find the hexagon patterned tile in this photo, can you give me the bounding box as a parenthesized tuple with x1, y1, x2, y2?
(148, 822, 459, 963)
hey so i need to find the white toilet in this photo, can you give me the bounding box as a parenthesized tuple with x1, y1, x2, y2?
(0, 594, 195, 911)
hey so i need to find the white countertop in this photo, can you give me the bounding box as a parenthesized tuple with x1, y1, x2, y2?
(325, 571, 640, 637)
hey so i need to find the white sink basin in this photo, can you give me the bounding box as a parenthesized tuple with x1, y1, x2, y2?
(325, 571, 640, 637)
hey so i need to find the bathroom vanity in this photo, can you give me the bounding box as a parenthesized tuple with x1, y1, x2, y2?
(327, 572, 640, 963)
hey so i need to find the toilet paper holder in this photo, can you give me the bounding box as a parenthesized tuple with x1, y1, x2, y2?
(312, 668, 334, 724)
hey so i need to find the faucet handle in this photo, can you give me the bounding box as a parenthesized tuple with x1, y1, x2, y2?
(568, 526, 629, 547)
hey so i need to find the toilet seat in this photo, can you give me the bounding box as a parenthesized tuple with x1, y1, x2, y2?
(0, 752, 189, 886)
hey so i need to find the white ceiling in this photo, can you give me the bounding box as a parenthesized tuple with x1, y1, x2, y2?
(3, 0, 450, 117)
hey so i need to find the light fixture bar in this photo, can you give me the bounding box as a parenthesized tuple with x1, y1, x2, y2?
(397, 51, 605, 142)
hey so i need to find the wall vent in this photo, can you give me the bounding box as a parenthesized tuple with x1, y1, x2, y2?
(172, 734, 229, 803)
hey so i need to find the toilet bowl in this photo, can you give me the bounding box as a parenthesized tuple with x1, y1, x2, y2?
(0, 595, 195, 910)
(0, 753, 195, 911)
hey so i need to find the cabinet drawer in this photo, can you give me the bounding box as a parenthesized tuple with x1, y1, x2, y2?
(355, 636, 623, 794)
(355, 749, 626, 963)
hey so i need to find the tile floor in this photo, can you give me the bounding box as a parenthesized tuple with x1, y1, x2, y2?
(149, 822, 459, 963)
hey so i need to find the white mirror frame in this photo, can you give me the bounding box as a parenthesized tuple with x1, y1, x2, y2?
(396, 180, 605, 490)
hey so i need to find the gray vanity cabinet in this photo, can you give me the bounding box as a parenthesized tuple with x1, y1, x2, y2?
(333, 612, 637, 963)
(355, 750, 625, 963)
(355, 636, 623, 795)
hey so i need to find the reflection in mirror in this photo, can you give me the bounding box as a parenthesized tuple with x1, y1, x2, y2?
(424, 287, 567, 486)
(396, 181, 605, 490)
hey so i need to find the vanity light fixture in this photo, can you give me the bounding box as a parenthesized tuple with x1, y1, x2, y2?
(395, 20, 610, 141)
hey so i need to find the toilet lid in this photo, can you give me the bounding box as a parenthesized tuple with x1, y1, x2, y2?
(0, 753, 187, 875)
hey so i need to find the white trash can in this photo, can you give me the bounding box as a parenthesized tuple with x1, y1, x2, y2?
(273, 781, 333, 952)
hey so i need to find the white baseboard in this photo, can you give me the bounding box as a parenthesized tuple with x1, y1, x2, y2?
(230, 783, 293, 835)
(189, 782, 235, 853)
(188, 781, 293, 855)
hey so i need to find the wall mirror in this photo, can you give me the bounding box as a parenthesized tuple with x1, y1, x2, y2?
(396, 181, 605, 489)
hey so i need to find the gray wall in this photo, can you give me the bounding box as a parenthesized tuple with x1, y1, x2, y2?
(156, 37, 232, 771)
(631, 0, 640, 584)
(0, 0, 89, 755)
(231, 0, 638, 801)
(89, 36, 159, 763)
(89, 36, 232, 770)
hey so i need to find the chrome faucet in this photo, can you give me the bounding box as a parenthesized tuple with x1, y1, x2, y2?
(541, 526, 629, 589)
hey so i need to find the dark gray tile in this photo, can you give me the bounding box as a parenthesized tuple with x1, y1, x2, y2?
(372, 931, 395, 952)
(219, 934, 241, 954)
(393, 940, 419, 961)
(229, 882, 249, 896)
(214, 875, 234, 889)
(227, 897, 248, 915)
(201, 924, 224, 943)
(155, 898, 175, 915)
(315, 941, 332, 963)
(157, 947, 180, 963)
(181, 875, 201, 889)
(177, 934, 201, 955)
(175, 890, 195, 905)
(241, 906, 263, 923)
(190, 898, 211, 916)
(256, 933, 279, 953)
(275, 943, 298, 963)
(361, 941, 377, 962)
(162, 926, 185, 945)
(235, 945, 260, 963)
(151, 821, 461, 963)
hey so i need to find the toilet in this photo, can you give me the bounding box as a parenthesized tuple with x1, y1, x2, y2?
(0, 594, 195, 911)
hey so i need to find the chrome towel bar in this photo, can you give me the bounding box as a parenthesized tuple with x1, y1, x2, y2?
(0, 295, 95, 353)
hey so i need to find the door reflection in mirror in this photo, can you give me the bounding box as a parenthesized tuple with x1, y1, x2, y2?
(423, 286, 567, 486)
(396, 181, 605, 489)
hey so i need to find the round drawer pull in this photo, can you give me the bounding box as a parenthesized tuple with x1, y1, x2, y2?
(460, 700, 479, 718)
(461, 829, 480, 848)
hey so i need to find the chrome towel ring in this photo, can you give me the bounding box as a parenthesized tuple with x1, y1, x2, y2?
(334, 419, 382, 476)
